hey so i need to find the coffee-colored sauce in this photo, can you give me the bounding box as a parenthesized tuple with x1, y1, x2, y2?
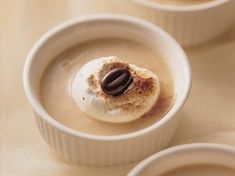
(161, 164, 235, 176)
(40, 38, 175, 136)
(150, 0, 213, 6)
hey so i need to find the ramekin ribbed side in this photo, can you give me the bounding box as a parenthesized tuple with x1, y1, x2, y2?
(34, 112, 180, 166)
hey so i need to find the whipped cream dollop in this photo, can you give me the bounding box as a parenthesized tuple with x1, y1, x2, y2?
(70, 56, 160, 123)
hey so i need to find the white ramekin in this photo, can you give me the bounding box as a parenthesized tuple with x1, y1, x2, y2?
(23, 14, 191, 166)
(128, 143, 235, 176)
(115, 0, 235, 46)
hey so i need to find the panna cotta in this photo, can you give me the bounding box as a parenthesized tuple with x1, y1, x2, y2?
(40, 38, 175, 135)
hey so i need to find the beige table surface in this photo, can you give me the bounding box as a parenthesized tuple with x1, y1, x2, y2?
(1, 0, 235, 175)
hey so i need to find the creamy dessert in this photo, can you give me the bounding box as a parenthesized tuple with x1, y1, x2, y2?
(40, 38, 175, 135)
(161, 164, 235, 176)
(149, 0, 213, 6)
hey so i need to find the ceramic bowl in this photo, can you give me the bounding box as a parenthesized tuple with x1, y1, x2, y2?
(115, 0, 235, 46)
(128, 143, 235, 176)
(23, 14, 191, 166)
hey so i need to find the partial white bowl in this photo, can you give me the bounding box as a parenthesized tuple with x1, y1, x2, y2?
(23, 14, 191, 166)
(128, 143, 235, 176)
(115, 0, 235, 46)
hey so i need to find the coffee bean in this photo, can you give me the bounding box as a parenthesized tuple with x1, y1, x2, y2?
(101, 68, 133, 96)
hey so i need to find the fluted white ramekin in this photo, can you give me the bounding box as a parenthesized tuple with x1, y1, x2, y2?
(23, 14, 191, 166)
(115, 0, 235, 46)
(128, 143, 235, 176)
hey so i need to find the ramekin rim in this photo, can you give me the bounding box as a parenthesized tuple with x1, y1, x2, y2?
(23, 13, 191, 142)
(128, 143, 235, 176)
(134, 0, 230, 12)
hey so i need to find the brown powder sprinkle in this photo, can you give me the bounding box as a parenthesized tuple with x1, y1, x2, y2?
(133, 76, 154, 95)
(86, 59, 160, 113)
(88, 74, 98, 90)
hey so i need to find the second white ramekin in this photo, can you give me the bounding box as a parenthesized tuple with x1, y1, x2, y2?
(23, 14, 191, 166)
(115, 0, 235, 46)
(128, 143, 235, 176)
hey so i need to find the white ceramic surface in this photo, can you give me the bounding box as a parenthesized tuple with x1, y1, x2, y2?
(128, 143, 235, 176)
(23, 14, 191, 166)
(115, 0, 235, 46)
